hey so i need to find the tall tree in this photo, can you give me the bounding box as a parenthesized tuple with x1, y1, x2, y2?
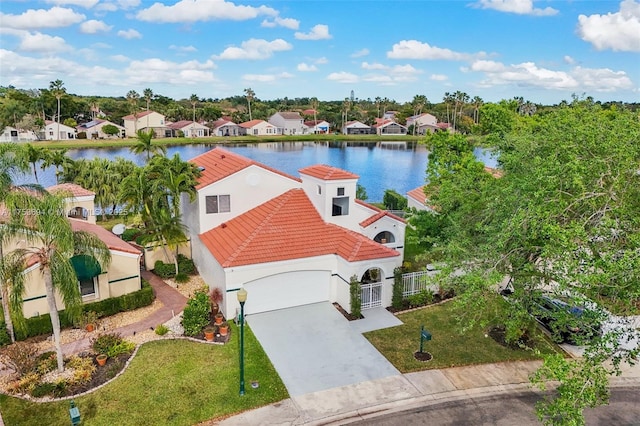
(424, 101, 640, 424)
(244, 88, 255, 121)
(3, 192, 111, 371)
(23, 144, 46, 184)
(40, 148, 69, 184)
(49, 80, 66, 141)
(126, 90, 140, 133)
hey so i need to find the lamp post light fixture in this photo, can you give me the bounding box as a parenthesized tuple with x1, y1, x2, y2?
(237, 287, 248, 396)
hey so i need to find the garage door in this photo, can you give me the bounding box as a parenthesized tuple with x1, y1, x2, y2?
(243, 270, 330, 314)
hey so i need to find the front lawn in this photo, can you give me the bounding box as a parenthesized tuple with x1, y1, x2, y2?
(364, 300, 562, 373)
(0, 323, 288, 426)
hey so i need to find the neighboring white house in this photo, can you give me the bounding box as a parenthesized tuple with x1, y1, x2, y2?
(211, 118, 241, 137)
(406, 113, 439, 134)
(181, 147, 406, 318)
(77, 119, 125, 139)
(407, 185, 436, 212)
(238, 119, 279, 136)
(304, 120, 331, 134)
(122, 110, 168, 138)
(268, 112, 308, 135)
(167, 120, 210, 138)
(374, 119, 408, 136)
(43, 120, 76, 141)
(342, 120, 374, 135)
(0, 126, 37, 142)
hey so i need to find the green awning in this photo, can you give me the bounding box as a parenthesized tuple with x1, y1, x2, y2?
(71, 255, 102, 280)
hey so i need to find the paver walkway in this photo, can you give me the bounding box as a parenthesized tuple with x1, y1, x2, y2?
(61, 270, 187, 356)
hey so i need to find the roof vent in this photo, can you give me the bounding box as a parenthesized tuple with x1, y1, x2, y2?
(221, 155, 226, 159)
(197, 166, 205, 171)
(221, 223, 227, 228)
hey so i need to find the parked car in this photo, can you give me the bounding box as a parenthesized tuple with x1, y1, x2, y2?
(530, 294, 603, 344)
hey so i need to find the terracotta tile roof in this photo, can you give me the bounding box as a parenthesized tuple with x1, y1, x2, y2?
(47, 183, 95, 197)
(69, 219, 141, 255)
(276, 112, 303, 120)
(355, 199, 406, 227)
(238, 119, 266, 128)
(484, 166, 504, 178)
(199, 189, 399, 267)
(190, 147, 300, 190)
(167, 120, 197, 129)
(407, 186, 428, 205)
(122, 110, 155, 120)
(299, 164, 358, 180)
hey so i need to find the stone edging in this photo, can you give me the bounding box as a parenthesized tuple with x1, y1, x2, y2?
(390, 296, 457, 316)
(1, 334, 224, 403)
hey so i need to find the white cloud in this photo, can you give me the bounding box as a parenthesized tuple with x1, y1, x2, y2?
(242, 72, 294, 82)
(92, 42, 112, 49)
(362, 75, 394, 84)
(0, 6, 85, 30)
(362, 62, 387, 70)
(19, 32, 70, 52)
(261, 16, 300, 29)
(297, 63, 318, 72)
(326, 72, 359, 83)
(45, 0, 100, 8)
(118, 29, 142, 39)
(315, 57, 328, 64)
(169, 45, 197, 52)
(295, 24, 331, 40)
(563, 55, 576, 65)
(351, 48, 370, 58)
(136, 0, 277, 23)
(124, 58, 217, 84)
(215, 38, 292, 60)
(80, 20, 112, 34)
(110, 54, 129, 62)
(387, 40, 485, 60)
(468, 59, 634, 92)
(473, 0, 558, 16)
(577, 0, 640, 52)
(430, 74, 448, 81)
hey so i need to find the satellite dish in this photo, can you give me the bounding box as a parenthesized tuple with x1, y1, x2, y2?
(112, 224, 126, 237)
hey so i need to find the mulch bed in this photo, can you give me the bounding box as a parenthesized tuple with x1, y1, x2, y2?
(487, 325, 532, 349)
(413, 351, 432, 362)
(386, 291, 456, 313)
(63, 352, 133, 396)
(333, 303, 364, 321)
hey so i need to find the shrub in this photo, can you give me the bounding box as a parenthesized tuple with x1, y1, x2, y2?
(175, 272, 189, 283)
(153, 260, 176, 278)
(121, 228, 140, 242)
(392, 267, 404, 310)
(67, 355, 96, 385)
(177, 255, 196, 275)
(0, 342, 38, 375)
(35, 352, 57, 375)
(155, 324, 169, 336)
(349, 275, 361, 319)
(6, 372, 40, 395)
(106, 340, 135, 357)
(408, 290, 434, 307)
(77, 131, 87, 139)
(182, 290, 211, 336)
(383, 189, 408, 211)
(91, 332, 124, 355)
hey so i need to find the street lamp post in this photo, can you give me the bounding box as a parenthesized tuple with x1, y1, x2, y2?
(237, 288, 247, 396)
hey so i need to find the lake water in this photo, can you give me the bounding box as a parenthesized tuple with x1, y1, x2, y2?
(15, 141, 497, 203)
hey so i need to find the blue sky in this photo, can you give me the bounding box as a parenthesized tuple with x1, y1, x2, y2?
(1, 0, 638, 105)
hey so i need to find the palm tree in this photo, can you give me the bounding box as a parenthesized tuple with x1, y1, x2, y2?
(24, 144, 46, 184)
(143, 88, 154, 130)
(119, 166, 154, 225)
(189, 94, 198, 137)
(126, 90, 140, 133)
(411, 95, 428, 136)
(149, 154, 201, 217)
(244, 88, 255, 121)
(472, 96, 483, 125)
(142, 208, 188, 275)
(49, 80, 66, 141)
(130, 129, 166, 162)
(310, 97, 319, 133)
(3, 192, 111, 371)
(40, 148, 69, 184)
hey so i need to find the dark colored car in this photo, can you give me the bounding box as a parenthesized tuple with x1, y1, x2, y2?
(530, 294, 602, 344)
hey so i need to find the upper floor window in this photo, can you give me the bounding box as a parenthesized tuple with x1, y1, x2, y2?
(337, 187, 345, 196)
(332, 197, 349, 216)
(206, 195, 231, 214)
(317, 185, 322, 195)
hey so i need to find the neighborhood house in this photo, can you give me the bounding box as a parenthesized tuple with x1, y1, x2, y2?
(181, 148, 406, 319)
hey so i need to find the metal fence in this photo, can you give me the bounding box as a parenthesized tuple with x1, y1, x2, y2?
(401, 270, 440, 297)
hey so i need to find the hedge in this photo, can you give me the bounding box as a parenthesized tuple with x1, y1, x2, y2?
(14, 279, 154, 341)
(153, 255, 196, 278)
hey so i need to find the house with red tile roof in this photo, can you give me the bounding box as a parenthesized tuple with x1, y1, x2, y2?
(183, 147, 406, 316)
(3, 185, 142, 318)
(373, 119, 408, 136)
(407, 185, 436, 212)
(122, 110, 168, 138)
(167, 120, 210, 138)
(211, 118, 241, 137)
(238, 119, 279, 136)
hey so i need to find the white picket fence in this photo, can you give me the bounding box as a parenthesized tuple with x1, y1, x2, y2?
(401, 270, 440, 297)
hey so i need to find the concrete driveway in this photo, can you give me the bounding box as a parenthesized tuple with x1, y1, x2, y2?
(246, 302, 400, 396)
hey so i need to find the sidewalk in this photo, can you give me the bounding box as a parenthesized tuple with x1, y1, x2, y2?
(60, 270, 187, 356)
(217, 359, 640, 426)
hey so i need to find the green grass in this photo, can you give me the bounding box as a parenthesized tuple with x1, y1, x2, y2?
(34, 134, 423, 150)
(364, 300, 562, 373)
(0, 323, 288, 426)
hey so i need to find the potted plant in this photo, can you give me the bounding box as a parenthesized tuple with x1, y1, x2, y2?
(209, 287, 223, 316)
(203, 325, 215, 341)
(214, 312, 224, 325)
(218, 321, 229, 337)
(96, 354, 108, 366)
(82, 311, 99, 332)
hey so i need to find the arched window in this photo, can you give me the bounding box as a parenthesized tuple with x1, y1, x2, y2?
(373, 231, 395, 244)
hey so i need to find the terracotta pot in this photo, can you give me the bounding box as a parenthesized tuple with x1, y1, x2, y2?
(96, 354, 107, 366)
(204, 329, 215, 341)
(214, 314, 223, 325)
(85, 324, 95, 332)
(219, 324, 229, 336)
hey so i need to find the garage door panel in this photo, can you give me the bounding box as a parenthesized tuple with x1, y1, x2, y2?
(243, 270, 329, 314)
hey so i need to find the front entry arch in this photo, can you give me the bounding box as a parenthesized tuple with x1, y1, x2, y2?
(361, 267, 382, 309)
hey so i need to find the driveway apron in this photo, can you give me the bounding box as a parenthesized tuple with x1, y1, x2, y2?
(246, 302, 400, 397)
